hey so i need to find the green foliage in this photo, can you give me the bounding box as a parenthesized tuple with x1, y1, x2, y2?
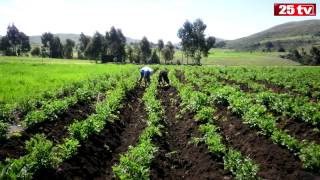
(195, 107, 215, 123)
(140, 37, 151, 64)
(31, 47, 41, 56)
(224, 149, 260, 180)
(271, 129, 302, 152)
(0, 120, 9, 140)
(104, 27, 127, 63)
(282, 46, 320, 65)
(161, 41, 175, 64)
(199, 123, 226, 156)
(299, 143, 320, 170)
(0, 134, 54, 179)
(51, 138, 80, 168)
(85, 31, 103, 61)
(177, 19, 214, 65)
(113, 140, 157, 180)
(2, 24, 31, 56)
(63, 39, 75, 59)
(149, 50, 160, 64)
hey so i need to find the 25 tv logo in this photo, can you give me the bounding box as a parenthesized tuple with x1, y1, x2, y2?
(274, 3, 316, 16)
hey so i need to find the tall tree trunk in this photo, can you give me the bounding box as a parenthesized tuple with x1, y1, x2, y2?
(181, 53, 184, 64)
(187, 55, 189, 65)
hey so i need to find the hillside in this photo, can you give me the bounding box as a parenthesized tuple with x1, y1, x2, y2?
(29, 34, 139, 47)
(226, 20, 320, 51)
(29, 34, 80, 46)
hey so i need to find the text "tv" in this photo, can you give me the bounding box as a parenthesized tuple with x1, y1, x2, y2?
(274, 3, 316, 16)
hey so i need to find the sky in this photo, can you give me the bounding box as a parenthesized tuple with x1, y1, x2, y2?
(0, 0, 319, 43)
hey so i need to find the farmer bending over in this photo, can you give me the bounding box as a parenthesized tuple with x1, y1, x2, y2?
(139, 66, 153, 86)
(158, 69, 170, 86)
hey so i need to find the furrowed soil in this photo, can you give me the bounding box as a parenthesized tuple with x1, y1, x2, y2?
(150, 86, 232, 180)
(218, 77, 320, 145)
(214, 104, 320, 179)
(33, 87, 147, 180)
(276, 116, 320, 144)
(0, 100, 96, 161)
(218, 77, 256, 93)
(254, 80, 318, 102)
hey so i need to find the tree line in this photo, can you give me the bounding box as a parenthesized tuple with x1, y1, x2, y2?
(0, 24, 31, 56)
(0, 19, 216, 64)
(281, 47, 320, 65)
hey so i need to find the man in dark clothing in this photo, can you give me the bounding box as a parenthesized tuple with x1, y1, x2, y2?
(158, 69, 170, 86)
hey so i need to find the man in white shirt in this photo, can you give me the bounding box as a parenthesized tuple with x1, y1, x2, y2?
(139, 66, 153, 86)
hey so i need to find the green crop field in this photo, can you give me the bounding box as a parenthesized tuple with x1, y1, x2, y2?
(0, 59, 136, 108)
(0, 58, 320, 180)
(174, 48, 300, 66)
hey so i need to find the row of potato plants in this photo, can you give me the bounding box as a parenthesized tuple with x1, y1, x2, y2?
(112, 74, 163, 180)
(201, 67, 320, 126)
(187, 67, 320, 171)
(22, 75, 116, 128)
(170, 69, 260, 180)
(219, 67, 320, 99)
(0, 77, 90, 122)
(0, 74, 116, 140)
(0, 68, 139, 179)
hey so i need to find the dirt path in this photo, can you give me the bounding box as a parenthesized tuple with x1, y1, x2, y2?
(0, 100, 96, 161)
(33, 87, 147, 180)
(214, 104, 320, 179)
(150, 86, 232, 180)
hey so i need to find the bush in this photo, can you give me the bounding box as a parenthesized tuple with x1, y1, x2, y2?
(278, 47, 285, 52)
(31, 47, 41, 56)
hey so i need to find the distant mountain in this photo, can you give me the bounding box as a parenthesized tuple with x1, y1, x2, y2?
(226, 20, 320, 51)
(29, 33, 140, 47)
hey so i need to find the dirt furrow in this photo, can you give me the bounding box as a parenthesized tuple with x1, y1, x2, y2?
(277, 116, 320, 144)
(218, 77, 320, 146)
(0, 100, 96, 161)
(254, 79, 318, 102)
(150, 86, 232, 180)
(218, 77, 256, 93)
(33, 87, 147, 180)
(214, 104, 320, 179)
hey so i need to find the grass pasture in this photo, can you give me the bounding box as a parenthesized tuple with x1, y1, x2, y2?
(0, 60, 134, 107)
(0, 56, 95, 64)
(174, 48, 300, 66)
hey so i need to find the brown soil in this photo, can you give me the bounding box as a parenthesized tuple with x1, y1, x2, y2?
(217, 77, 320, 145)
(150, 86, 233, 180)
(0, 100, 95, 161)
(218, 77, 255, 93)
(277, 117, 320, 144)
(33, 87, 147, 180)
(214, 104, 320, 179)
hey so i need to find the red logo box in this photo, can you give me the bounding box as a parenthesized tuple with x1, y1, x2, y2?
(274, 3, 316, 16)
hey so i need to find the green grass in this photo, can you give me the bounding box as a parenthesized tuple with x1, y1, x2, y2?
(0, 58, 136, 106)
(0, 56, 95, 64)
(173, 49, 300, 66)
